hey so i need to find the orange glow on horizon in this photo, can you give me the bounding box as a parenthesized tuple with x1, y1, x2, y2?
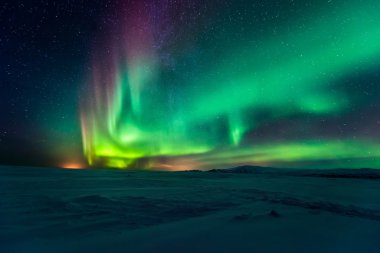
(61, 163, 85, 169)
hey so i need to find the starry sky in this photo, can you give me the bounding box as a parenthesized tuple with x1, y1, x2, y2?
(2, 0, 380, 170)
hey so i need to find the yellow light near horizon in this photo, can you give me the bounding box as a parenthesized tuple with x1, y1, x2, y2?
(61, 163, 84, 169)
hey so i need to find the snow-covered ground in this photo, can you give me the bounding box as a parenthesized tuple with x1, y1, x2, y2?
(0, 166, 379, 253)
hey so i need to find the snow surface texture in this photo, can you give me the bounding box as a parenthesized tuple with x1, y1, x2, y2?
(0, 166, 380, 253)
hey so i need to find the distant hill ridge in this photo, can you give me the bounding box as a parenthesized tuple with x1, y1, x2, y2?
(208, 165, 380, 179)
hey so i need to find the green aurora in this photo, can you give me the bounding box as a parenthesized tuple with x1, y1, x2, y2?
(81, 0, 380, 170)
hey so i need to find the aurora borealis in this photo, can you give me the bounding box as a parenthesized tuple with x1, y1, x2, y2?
(79, 0, 380, 170)
(2, 0, 380, 170)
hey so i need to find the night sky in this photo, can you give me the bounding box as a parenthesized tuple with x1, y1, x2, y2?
(2, 0, 380, 170)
